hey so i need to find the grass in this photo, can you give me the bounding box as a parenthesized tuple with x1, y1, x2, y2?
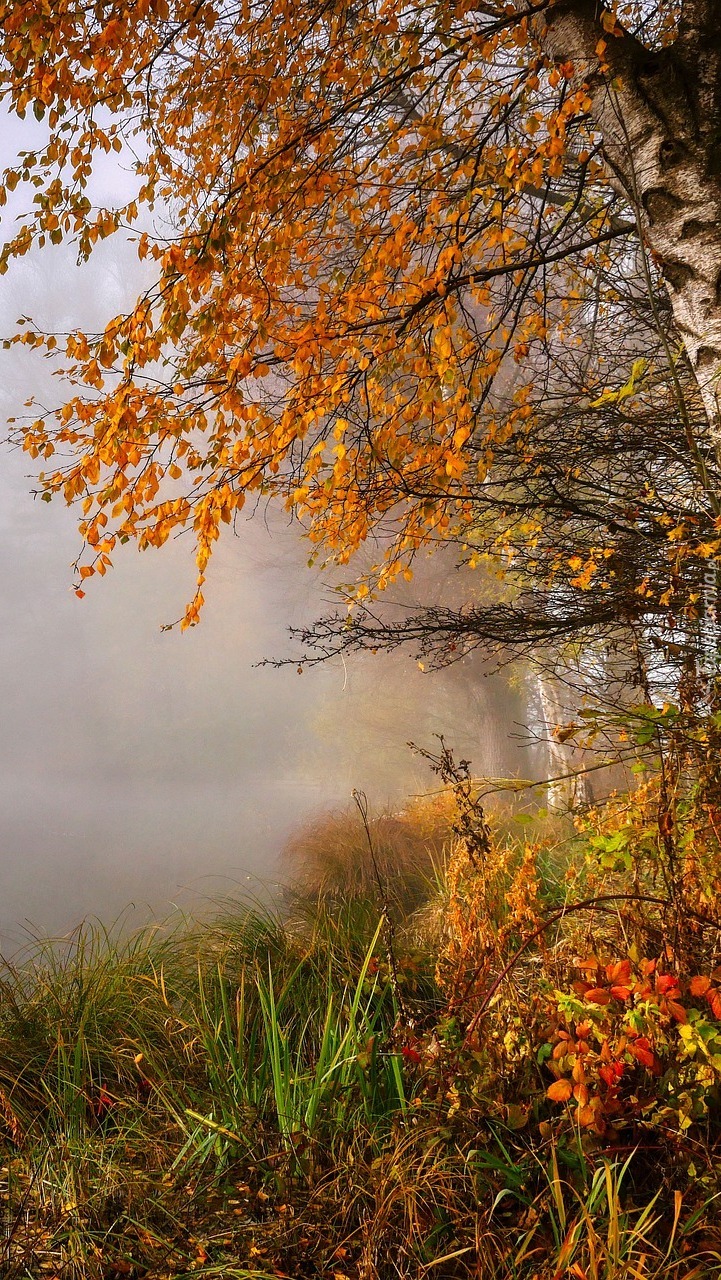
(0, 800, 720, 1277)
(282, 795, 452, 914)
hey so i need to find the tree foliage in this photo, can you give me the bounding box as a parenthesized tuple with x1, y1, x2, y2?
(0, 0, 719, 673)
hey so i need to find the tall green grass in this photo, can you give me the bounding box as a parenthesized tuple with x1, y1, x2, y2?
(171, 915, 409, 1171)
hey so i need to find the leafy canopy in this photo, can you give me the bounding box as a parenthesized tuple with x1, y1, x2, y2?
(0, 1, 705, 638)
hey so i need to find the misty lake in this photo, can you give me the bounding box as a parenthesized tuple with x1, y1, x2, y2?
(0, 232, 538, 950)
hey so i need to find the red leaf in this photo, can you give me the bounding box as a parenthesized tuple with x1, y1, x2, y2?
(585, 987, 611, 1005)
(656, 973, 679, 996)
(629, 1040, 656, 1069)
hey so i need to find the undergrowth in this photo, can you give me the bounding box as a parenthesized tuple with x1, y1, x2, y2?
(1, 752, 721, 1278)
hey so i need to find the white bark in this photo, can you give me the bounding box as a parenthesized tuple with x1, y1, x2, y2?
(539, 0, 721, 450)
(536, 673, 592, 810)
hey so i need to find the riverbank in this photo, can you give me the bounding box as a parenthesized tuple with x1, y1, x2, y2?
(1, 787, 720, 1278)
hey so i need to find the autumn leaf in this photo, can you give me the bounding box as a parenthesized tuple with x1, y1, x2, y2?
(656, 974, 680, 997)
(585, 987, 611, 1005)
(547, 1079, 573, 1102)
(0, 0, 715, 647)
(689, 976, 712, 997)
(610, 985, 632, 1001)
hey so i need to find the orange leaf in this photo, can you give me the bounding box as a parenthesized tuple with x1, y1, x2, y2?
(607, 960, 632, 984)
(667, 999, 688, 1024)
(585, 987, 611, 1005)
(628, 1042, 655, 1069)
(689, 976, 712, 997)
(547, 1079, 573, 1103)
(656, 973, 679, 996)
(599, 1063, 623, 1087)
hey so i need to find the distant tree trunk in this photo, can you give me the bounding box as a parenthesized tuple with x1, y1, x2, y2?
(536, 673, 593, 810)
(541, 0, 721, 448)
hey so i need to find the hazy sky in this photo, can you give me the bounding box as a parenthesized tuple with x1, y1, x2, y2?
(0, 116, 537, 946)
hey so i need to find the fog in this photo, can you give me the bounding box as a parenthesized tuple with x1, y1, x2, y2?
(0, 159, 538, 947)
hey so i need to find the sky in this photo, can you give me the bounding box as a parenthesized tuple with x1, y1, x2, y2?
(0, 113, 538, 947)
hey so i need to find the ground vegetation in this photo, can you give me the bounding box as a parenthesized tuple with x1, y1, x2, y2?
(0, 765, 720, 1278)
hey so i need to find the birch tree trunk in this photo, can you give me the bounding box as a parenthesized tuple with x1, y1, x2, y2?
(536, 673, 593, 810)
(539, 0, 721, 448)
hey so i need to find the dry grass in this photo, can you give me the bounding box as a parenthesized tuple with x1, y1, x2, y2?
(0, 794, 719, 1278)
(283, 794, 454, 913)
